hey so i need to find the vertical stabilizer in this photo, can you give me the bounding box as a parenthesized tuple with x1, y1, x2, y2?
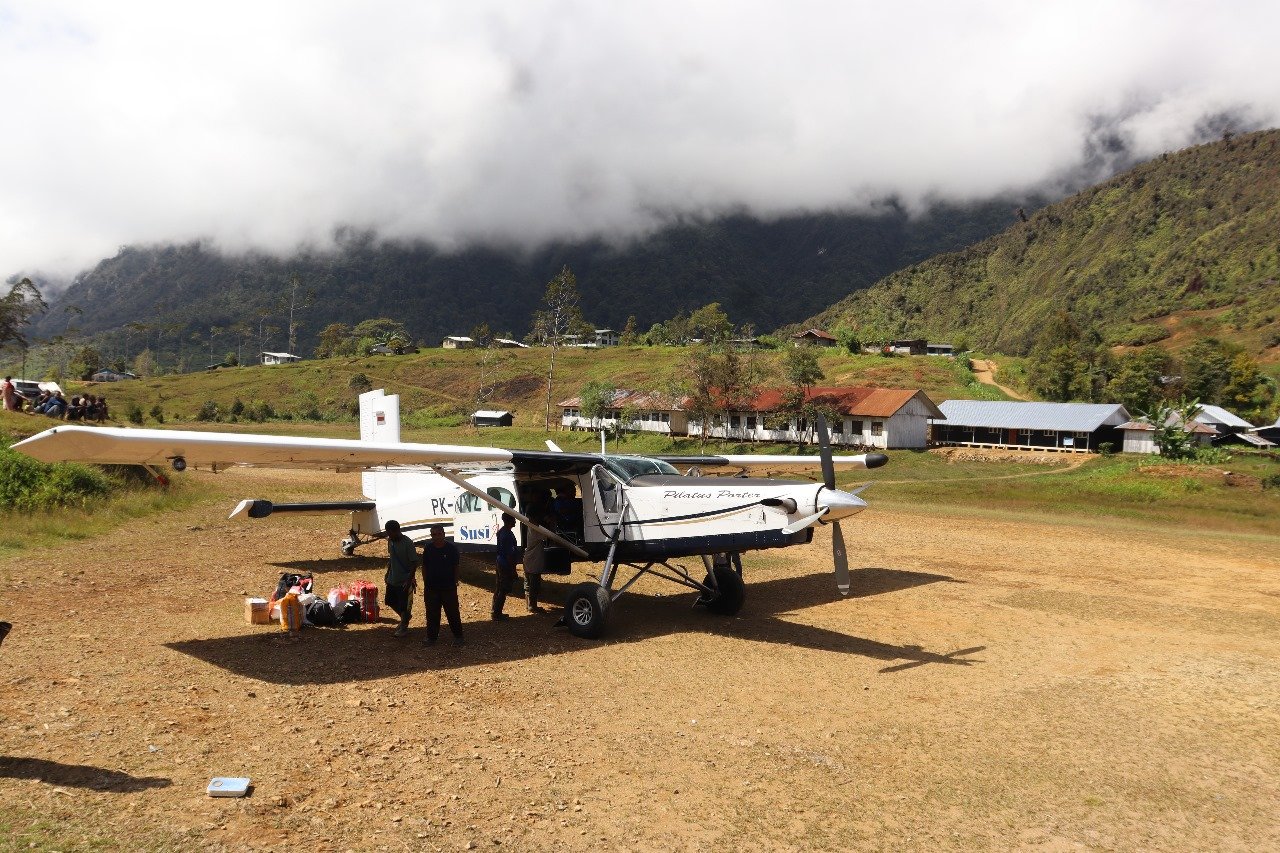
(359, 389, 401, 500)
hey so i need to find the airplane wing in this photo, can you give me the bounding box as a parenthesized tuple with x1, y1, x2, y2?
(10, 425, 514, 471)
(11, 425, 887, 476)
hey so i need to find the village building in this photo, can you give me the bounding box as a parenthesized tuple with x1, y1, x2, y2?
(442, 336, 475, 349)
(90, 368, 138, 382)
(1118, 416, 1218, 454)
(792, 329, 838, 347)
(592, 329, 620, 347)
(260, 351, 302, 365)
(1191, 404, 1273, 449)
(472, 410, 514, 428)
(926, 343, 955, 356)
(934, 401, 1131, 453)
(692, 387, 943, 449)
(558, 390, 689, 435)
(887, 339, 928, 356)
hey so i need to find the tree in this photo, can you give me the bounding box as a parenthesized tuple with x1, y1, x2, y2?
(781, 345, 825, 445)
(1180, 338, 1233, 404)
(69, 346, 103, 380)
(0, 277, 47, 354)
(133, 348, 158, 378)
(531, 266, 586, 430)
(684, 345, 764, 446)
(1221, 351, 1272, 420)
(469, 322, 494, 348)
(1027, 344, 1090, 401)
(619, 315, 640, 346)
(1140, 398, 1200, 459)
(1106, 347, 1172, 414)
(283, 273, 314, 355)
(578, 381, 617, 430)
(834, 326, 861, 355)
(314, 322, 353, 358)
(688, 302, 733, 344)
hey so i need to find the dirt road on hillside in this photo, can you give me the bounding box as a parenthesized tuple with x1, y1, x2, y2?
(2, 467, 1278, 851)
(970, 358, 1030, 400)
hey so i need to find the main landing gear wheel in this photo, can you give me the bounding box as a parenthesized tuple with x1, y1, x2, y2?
(699, 566, 745, 616)
(564, 582, 611, 639)
(340, 537, 357, 557)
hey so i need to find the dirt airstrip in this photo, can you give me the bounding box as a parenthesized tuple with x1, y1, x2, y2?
(1, 467, 1278, 851)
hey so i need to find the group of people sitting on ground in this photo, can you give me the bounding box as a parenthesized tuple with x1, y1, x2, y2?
(1, 377, 108, 421)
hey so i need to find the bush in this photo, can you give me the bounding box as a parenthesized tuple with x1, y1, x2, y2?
(0, 444, 116, 512)
(126, 404, 144, 425)
(230, 398, 245, 417)
(348, 373, 373, 393)
(1098, 442, 1115, 457)
(1262, 473, 1280, 490)
(196, 400, 220, 422)
(149, 404, 164, 424)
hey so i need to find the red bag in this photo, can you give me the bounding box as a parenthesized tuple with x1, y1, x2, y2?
(351, 580, 379, 621)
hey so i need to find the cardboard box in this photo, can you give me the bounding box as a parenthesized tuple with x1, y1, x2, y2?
(244, 597, 270, 625)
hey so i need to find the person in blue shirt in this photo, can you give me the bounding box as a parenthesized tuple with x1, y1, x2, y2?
(420, 524, 464, 646)
(383, 520, 419, 637)
(491, 514, 519, 620)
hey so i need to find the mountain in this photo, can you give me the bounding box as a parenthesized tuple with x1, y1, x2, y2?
(803, 129, 1280, 357)
(30, 200, 1028, 363)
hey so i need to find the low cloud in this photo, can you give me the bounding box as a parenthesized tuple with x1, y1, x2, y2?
(2, 0, 1277, 283)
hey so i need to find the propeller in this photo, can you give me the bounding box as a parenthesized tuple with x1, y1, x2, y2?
(815, 413, 852, 596)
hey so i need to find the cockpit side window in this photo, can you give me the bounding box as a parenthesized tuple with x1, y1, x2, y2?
(602, 456, 679, 483)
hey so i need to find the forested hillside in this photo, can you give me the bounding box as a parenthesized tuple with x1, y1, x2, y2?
(29, 200, 1024, 366)
(806, 129, 1280, 358)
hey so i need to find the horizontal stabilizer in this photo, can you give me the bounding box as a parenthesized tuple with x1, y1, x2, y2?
(229, 498, 375, 520)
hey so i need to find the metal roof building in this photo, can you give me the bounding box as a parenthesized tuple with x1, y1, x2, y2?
(933, 401, 1132, 453)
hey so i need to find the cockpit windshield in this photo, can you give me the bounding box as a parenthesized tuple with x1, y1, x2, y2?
(602, 455, 679, 483)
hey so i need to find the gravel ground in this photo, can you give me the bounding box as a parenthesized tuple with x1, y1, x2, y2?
(2, 467, 1277, 852)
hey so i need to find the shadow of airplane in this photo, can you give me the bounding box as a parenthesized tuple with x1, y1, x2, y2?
(268, 557, 385, 575)
(0, 756, 171, 792)
(167, 561, 983, 684)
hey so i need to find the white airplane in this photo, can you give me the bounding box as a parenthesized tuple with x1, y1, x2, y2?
(11, 389, 887, 638)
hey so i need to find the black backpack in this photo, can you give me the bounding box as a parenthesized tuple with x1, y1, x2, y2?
(272, 572, 314, 601)
(340, 599, 364, 624)
(305, 599, 339, 627)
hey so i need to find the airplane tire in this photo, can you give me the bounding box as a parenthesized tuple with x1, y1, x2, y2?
(564, 583, 610, 639)
(701, 566, 745, 616)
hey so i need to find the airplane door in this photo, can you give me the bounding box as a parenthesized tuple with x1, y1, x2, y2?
(589, 464, 624, 536)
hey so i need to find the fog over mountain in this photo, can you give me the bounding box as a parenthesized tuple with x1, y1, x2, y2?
(3, 1, 1279, 284)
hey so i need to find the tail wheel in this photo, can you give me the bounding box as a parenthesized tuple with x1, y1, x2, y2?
(564, 582, 611, 639)
(700, 566, 745, 616)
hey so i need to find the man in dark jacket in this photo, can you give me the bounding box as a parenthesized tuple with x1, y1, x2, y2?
(492, 514, 518, 620)
(421, 523, 464, 645)
(384, 520, 419, 637)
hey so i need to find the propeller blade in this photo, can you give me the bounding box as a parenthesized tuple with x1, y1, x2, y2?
(815, 413, 836, 490)
(783, 506, 829, 534)
(832, 521, 850, 595)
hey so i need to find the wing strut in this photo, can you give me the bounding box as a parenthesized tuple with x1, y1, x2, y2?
(429, 466, 589, 559)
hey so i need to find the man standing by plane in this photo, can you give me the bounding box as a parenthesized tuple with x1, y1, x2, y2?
(383, 520, 418, 637)
(421, 524, 464, 646)
(492, 514, 518, 620)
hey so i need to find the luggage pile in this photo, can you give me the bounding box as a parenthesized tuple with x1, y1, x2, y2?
(246, 572, 380, 633)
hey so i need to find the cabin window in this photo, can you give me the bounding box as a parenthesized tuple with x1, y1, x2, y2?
(832, 419, 844, 435)
(850, 420, 864, 434)
(486, 487, 516, 508)
(871, 421, 884, 436)
(746, 415, 757, 430)
(730, 415, 741, 428)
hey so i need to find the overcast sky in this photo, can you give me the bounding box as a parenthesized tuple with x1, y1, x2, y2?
(2, 0, 1278, 282)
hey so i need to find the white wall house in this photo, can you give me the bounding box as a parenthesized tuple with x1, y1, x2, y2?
(690, 387, 943, 449)
(559, 390, 689, 435)
(261, 351, 301, 365)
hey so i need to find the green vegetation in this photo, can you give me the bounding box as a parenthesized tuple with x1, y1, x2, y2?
(808, 129, 1280, 363)
(852, 450, 1280, 536)
(0, 428, 199, 556)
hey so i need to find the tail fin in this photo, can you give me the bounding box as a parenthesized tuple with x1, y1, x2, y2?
(359, 389, 402, 501)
